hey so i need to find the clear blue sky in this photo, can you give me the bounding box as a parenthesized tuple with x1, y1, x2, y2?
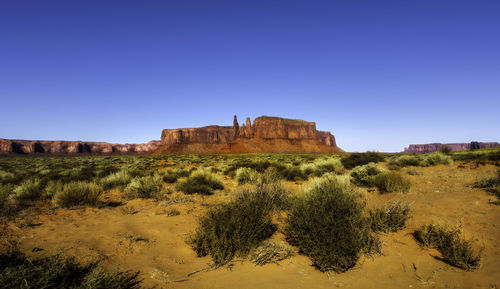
(1, 1, 499, 152)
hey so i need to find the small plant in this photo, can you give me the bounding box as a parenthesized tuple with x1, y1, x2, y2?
(371, 172, 411, 193)
(389, 155, 421, 167)
(53, 181, 103, 208)
(473, 171, 500, 203)
(175, 169, 223, 195)
(406, 168, 421, 175)
(341, 152, 385, 169)
(350, 163, 384, 186)
(285, 174, 375, 272)
(124, 174, 163, 199)
(421, 152, 453, 166)
(414, 224, 481, 270)
(300, 158, 344, 178)
(0, 248, 142, 288)
(191, 186, 278, 266)
(43, 180, 64, 199)
(439, 145, 452, 154)
(234, 167, 261, 184)
(100, 169, 132, 190)
(250, 242, 294, 266)
(161, 168, 191, 183)
(370, 202, 410, 232)
(9, 179, 43, 205)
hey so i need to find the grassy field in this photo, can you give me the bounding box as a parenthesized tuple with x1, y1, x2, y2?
(1, 148, 499, 288)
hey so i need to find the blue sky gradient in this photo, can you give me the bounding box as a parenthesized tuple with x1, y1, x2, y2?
(1, 0, 499, 152)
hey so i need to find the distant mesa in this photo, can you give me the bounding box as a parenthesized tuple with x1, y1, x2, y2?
(404, 142, 500, 154)
(0, 115, 340, 154)
(156, 115, 339, 153)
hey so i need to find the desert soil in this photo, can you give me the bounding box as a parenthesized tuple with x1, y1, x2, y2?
(1, 163, 499, 289)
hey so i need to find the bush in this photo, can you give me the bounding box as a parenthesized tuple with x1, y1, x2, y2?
(9, 179, 43, 205)
(53, 181, 103, 208)
(341, 152, 385, 169)
(161, 168, 191, 183)
(124, 175, 163, 199)
(285, 174, 375, 272)
(371, 172, 410, 193)
(421, 153, 453, 166)
(350, 163, 384, 186)
(300, 158, 344, 177)
(370, 202, 410, 232)
(0, 248, 142, 289)
(414, 224, 481, 270)
(100, 169, 132, 190)
(474, 171, 500, 198)
(439, 145, 452, 154)
(175, 170, 223, 195)
(191, 186, 278, 266)
(234, 167, 261, 184)
(44, 180, 64, 199)
(389, 155, 421, 167)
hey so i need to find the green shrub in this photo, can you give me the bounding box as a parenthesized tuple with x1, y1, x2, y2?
(350, 163, 384, 186)
(0, 248, 142, 289)
(421, 153, 453, 166)
(285, 174, 375, 272)
(474, 171, 500, 199)
(124, 175, 163, 199)
(341, 152, 385, 169)
(161, 168, 191, 183)
(389, 155, 421, 167)
(9, 179, 43, 205)
(191, 186, 278, 266)
(370, 202, 410, 232)
(44, 180, 64, 199)
(100, 169, 132, 190)
(371, 172, 410, 193)
(414, 224, 481, 270)
(439, 145, 452, 154)
(300, 158, 344, 177)
(0, 184, 19, 217)
(175, 170, 223, 195)
(53, 181, 103, 208)
(0, 170, 18, 184)
(234, 167, 261, 184)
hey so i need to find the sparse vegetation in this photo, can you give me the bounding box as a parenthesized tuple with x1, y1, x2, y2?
(350, 162, 384, 186)
(53, 181, 103, 208)
(234, 167, 261, 184)
(389, 155, 421, 167)
(0, 248, 142, 288)
(370, 202, 410, 232)
(285, 174, 376, 272)
(371, 172, 411, 193)
(474, 170, 500, 202)
(175, 169, 223, 195)
(100, 169, 132, 189)
(341, 152, 385, 169)
(414, 224, 481, 270)
(9, 179, 43, 205)
(124, 174, 163, 199)
(421, 152, 453, 166)
(191, 184, 281, 266)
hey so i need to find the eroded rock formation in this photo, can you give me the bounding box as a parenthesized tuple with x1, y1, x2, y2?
(0, 138, 160, 155)
(158, 115, 339, 153)
(404, 142, 500, 153)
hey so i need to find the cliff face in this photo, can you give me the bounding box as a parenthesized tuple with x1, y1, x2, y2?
(158, 115, 339, 153)
(0, 138, 160, 155)
(404, 142, 500, 153)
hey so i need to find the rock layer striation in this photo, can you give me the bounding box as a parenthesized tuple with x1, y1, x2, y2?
(404, 142, 500, 153)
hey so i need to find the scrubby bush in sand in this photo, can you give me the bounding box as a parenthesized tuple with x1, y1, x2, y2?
(371, 172, 411, 193)
(124, 174, 163, 199)
(191, 183, 285, 266)
(474, 170, 500, 202)
(341, 152, 385, 169)
(285, 174, 376, 272)
(53, 181, 103, 208)
(421, 152, 453, 166)
(0, 248, 142, 288)
(234, 167, 261, 184)
(350, 163, 384, 186)
(300, 158, 344, 177)
(414, 223, 481, 270)
(9, 179, 43, 205)
(100, 169, 132, 190)
(370, 202, 410, 232)
(175, 169, 223, 195)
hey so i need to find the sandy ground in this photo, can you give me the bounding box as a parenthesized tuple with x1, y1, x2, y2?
(2, 163, 499, 289)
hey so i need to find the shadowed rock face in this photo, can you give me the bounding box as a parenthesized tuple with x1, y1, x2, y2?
(404, 142, 500, 153)
(0, 138, 160, 155)
(159, 115, 338, 153)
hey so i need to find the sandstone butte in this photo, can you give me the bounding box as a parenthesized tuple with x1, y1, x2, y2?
(404, 142, 500, 154)
(0, 115, 341, 154)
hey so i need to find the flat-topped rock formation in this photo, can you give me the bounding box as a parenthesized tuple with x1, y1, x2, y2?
(1, 115, 339, 155)
(156, 115, 339, 153)
(0, 138, 160, 155)
(404, 142, 500, 153)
